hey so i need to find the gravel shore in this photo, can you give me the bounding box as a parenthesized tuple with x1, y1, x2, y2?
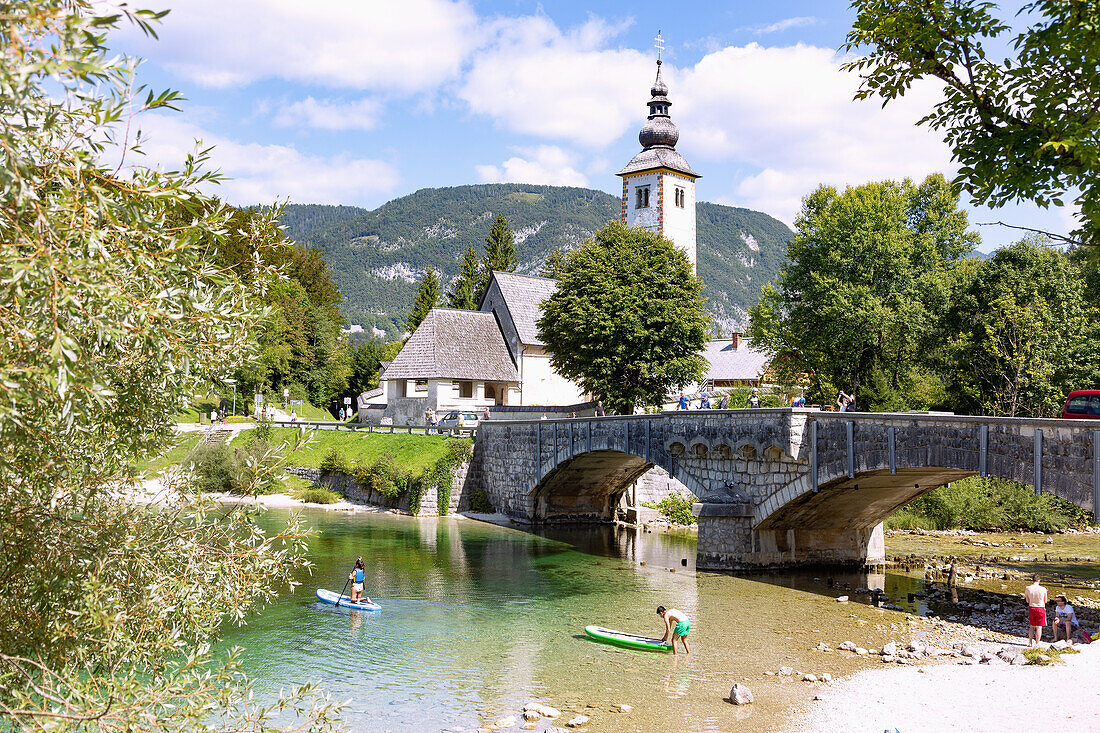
(783, 640, 1100, 732)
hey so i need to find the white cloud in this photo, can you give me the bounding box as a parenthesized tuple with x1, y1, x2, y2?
(476, 145, 588, 186)
(129, 114, 399, 205)
(119, 0, 478, 93)
(272, 97, 382, 131)
(674, 43, 953, 223)
(460, 16, 653, 147)
(755, 17, 817, 35)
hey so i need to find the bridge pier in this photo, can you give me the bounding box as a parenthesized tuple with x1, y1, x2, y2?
(694, 502, 886, 570)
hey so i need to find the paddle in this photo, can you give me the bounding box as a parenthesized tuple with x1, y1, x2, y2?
(339, 556, 361, 605)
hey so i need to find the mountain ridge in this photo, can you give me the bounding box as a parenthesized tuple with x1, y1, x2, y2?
(272, 183, 792, 338)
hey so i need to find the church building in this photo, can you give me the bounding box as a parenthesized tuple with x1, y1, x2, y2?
(357, 50, 768, 424)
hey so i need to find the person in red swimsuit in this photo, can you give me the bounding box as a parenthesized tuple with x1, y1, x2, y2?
(1024, 573, 1049, 647)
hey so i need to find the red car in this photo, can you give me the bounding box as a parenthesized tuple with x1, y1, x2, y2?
(1061, 390, 1100, 419)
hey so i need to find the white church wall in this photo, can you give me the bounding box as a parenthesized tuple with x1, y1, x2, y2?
(520, 347, 586, 406)
(660, 171, 697, 272)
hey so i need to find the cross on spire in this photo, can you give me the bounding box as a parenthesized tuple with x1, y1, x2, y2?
(654, 30, 664, 62)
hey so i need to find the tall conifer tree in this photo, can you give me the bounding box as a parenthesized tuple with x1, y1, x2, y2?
(482, 214, 517, 279)
(446, 243, 481, 310)
(407, 268, 440, 332)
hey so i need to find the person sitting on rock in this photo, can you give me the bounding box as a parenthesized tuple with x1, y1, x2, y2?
(1052, 594, 1078, 642)
(657, 606, 691, 655)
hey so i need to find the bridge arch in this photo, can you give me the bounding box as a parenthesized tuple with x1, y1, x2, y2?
(531, 447, 702, 523)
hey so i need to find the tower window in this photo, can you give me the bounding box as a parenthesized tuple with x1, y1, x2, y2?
(675, 187, 685, 208)
(635, 185, 650, 209)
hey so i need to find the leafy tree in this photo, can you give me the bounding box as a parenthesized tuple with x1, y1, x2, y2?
(537, 221, 709, 413)
(407, 268, 440, 332)
(945, 237, 1097, 416)
(446, 243, 481, 309)
(843, 0, 1100, 248)
(540, 248, 568, 279)
(347, 339, 385, 395)
(207, 206, 350, 408)
(747, 175, 978, 409)
(0, 3, 337, 729)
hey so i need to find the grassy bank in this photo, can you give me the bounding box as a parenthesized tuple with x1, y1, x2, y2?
(271, 428, 453, 473)
(133, 432, 205, 475)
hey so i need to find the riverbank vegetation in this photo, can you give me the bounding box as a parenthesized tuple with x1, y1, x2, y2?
(0, 4, 340, 730)
(326, 436, 474, 514)
(886, 478, 1091, 533)
(643, 495, 698, 525)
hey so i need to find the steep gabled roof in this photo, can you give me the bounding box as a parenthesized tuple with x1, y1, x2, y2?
(488, 271, 558, 346)
(384, 308, 518, 382)
(703, 339, 770, 382)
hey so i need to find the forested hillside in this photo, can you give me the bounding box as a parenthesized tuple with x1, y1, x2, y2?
(274, 183, 792, 337)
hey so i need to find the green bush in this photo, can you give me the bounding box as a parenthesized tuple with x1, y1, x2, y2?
(352, 453, 408, 505)
(188, 443, 234, 493)
(892, 477, 1076, 532)
(643, 494, 697, 525)
(467, 487, 494, 513)
(188, 440, 286, 495)
(231, 438, 283, 495)
(292, 486, 342, 504)
(250, 415, 273, 445)
(319, 446, 349, 475)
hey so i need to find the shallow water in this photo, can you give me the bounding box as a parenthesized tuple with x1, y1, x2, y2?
(221, 511, 942, 732)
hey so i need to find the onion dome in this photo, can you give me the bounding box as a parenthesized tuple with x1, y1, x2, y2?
(638, 60, 679, 150)
(619, 57, 699, 178)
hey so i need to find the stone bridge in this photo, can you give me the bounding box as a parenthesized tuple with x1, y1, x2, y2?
(474, 410, 1100, 570)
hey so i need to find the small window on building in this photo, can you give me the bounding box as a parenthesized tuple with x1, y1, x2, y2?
(485, 384, 496, 400)
(675, 187, 685, 208)
(457, 380, 473, 399)
(414, 379, 427, 393)
(635, 185, 650, 209)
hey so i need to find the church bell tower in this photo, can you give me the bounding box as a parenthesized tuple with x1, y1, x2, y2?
(618, 33, 699, 273)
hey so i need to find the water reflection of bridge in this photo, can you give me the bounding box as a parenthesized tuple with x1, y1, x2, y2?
(475, 410, 1100, 569)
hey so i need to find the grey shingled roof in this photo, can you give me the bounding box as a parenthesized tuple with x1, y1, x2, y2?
(384, 308, 519, 382)
(618, 146, 699, 178)
(703, 339, 770, 382)
(492, 271, 558, 346)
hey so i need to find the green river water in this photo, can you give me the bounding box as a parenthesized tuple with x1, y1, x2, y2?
(222, 509, 949, 732)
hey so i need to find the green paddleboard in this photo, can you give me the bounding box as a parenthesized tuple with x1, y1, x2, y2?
(584, 625, 672, 652)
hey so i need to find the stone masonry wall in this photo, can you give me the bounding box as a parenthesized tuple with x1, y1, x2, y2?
(288, 464, 471, 516)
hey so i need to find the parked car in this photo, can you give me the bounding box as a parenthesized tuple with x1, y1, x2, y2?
(436, 411, 480, 429)
(1061, 390, 1100, 419)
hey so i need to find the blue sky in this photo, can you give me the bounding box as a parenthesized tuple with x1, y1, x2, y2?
(111, 0, 1072, 252)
